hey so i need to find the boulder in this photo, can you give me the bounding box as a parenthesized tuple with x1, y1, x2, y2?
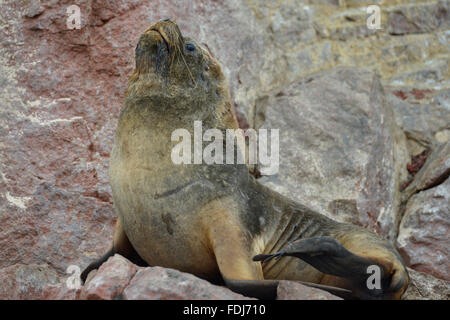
(276, 281, 342, 300)
(258, 67, 409, 240)
(79, 254, 139, 300)
(397, 174, 449, 281)
(403, 268, 450, 300)
(122, 267, 253, 300)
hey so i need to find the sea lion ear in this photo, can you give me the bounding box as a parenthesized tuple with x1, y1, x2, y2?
(253, 236, 380, 280)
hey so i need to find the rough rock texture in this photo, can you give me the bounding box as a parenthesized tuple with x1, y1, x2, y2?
(258, 67, 409, 240)
(78, 255, 253, 300)
(79, 254, 138, 300)
(276, 281, 342, 300)
(387, 1, 450, 35)
(122, 267, 254, 300)
(388, 89, 450, 155)
(397, 176, 449, 281)
(402, 142, 450, 200)
(1, 0, 449, 299)
(0, 263, 79, 300)
(403, 268, 450, 300)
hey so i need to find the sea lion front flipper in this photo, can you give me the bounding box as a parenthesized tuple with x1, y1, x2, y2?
(203, 197, 275, 298)
(80, 216, 147, 284)
(253, 236, 379, 280)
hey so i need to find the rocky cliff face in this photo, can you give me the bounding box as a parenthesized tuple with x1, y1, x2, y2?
(0, 0, 448, 299)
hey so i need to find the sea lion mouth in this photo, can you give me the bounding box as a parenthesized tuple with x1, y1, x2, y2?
(144, 20, 185, 65)
(149, 28, 170, 55)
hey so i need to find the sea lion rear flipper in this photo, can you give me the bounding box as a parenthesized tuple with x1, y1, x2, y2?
(80, 216, 147, 284)
(253, 236, 378, 280)
(80, 248, 114, 283)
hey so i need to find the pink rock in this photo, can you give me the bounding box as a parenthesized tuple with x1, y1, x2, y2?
(44, 284, 80, 300)
(403, 268, 450, 300)
(397, 177, 450, 281)
(79, 254, 138, 300)
(0, 263, 79, 300)
(122, 266, 253, 300)
(276, 281, 342, 300)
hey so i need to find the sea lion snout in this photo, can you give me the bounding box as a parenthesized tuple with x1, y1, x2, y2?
(135, 20, 186, 75)
(135, 30, 170, 75)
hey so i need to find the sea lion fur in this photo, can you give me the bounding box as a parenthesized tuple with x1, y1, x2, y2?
(81, 20, 409, 300)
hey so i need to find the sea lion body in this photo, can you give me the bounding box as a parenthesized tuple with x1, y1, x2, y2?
(110, 109, 329, 283)
(82, 20, 409, 299)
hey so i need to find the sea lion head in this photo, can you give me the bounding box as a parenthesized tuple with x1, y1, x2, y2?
(127, 19, 228, 103)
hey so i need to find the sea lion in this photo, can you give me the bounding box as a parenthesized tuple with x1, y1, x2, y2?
(81, 19, 409, 299)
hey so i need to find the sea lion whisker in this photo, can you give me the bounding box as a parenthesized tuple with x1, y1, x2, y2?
(177, 41, 197, 87)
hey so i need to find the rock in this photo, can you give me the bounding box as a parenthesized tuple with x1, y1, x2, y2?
(403, 268, 450, 300)
(122, 267, 253, 300)
(387, 1, 450, 35)
(397, 175, 450, 281)
(0, 263, 78, 300)
(76, 254, 252, 300)
(79, 254, 138, 300)
(276, 281, 342, 300)
(402, 142, 450, 202)
(388, 90, 450, 152)
(258, 67, 409, 240)
(24, 0, 44, 18)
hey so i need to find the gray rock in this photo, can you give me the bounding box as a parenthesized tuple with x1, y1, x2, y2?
(258, 67, 409, 240)
(389, 90, 450, 149)
(387, 1, 450, 35)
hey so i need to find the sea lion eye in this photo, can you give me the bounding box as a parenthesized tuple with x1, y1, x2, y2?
(185, 43, 195, 52)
